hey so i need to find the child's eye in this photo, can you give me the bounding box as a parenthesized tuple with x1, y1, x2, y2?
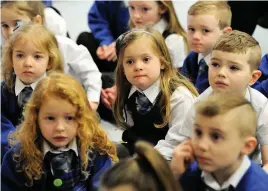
(210, 132, 222, 142)
(1, 24, 9, 29)
(129, 6, 135, 10)
(202, 29, 210, 33)
(211, 62, 220, 68)
(65, 116, 75, 121)
(143, 57, 150, 63)
(142, 7, 149, 12)
(188, 28, 195, 32)
(34, 55, 43, 59)
(230, 65, 239, 71)
(194, 128, 202, 137)
(126, 60, 134, 65)
(46, 116, 55, 121)
(16, 53, 24, 58)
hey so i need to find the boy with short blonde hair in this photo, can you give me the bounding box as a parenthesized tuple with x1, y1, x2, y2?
(172, 94, 268, 190)
(181, 1, 232, 93)
(156, 30, 268, 171)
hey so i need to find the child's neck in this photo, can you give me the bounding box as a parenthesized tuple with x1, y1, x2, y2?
(212, 157, 243, 185)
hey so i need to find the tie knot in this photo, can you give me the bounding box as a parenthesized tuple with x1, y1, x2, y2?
(18, 86, 33, 108)
(135, 91, 152, 115)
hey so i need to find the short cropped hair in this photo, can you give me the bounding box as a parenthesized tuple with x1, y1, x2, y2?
(188, 1, 231, 29)
(212, 30, 262, 70)
(195, 94, 257, 137)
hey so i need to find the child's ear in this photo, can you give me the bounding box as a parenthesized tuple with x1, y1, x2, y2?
(46, 62, 52, 71)
(248, 70, 262, 86)
(223, 27, 232, 33)
(160, 63, 165, 70)
(241, 136, 257, 155)
(33, 15, 43, 25)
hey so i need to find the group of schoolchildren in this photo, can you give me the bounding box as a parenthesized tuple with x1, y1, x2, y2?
(1, 0, 268, 191)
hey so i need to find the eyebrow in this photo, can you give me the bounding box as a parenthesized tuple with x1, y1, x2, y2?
(211, 57, 243, 66)
(14, 50, 45, 54)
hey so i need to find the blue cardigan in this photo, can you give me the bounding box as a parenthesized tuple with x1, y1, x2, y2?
(252, 54, 268, 98)
(180, 161, 268, 191)
(1, 144, 112, 191)
(1, 82, 22, 160)
(181, 51, 209, 94)
(88, 1, 129, 46)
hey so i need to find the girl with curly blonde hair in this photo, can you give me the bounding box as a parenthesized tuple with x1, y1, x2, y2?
(2, 72, 117, 191)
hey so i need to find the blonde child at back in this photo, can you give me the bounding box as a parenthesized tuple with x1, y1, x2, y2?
(113, 28, 198, 156)
(1, 0, 101, 110)
(1, 23, 64, 158)
(1, 72, 117, 190)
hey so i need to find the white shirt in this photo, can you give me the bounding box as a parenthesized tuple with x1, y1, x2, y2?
(124, 79, 196, 135)
(153, 18, 186, 68)
(15, 73, 46, 96)
(44, 7, 67, 37)
(198, 53, 211, 66)
(43, 138, 78, 158)
(56, 35, 102, 103)
(155, 86, 268, 163)
(202, 156, 250, 190)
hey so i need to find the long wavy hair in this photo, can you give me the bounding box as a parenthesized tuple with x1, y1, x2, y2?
(101, 141, 181, 191)
(113, 28, 198, 129)
(2, 23, 64, 92)
(9, 72, 118, 185)
(129, 0, 189, 54)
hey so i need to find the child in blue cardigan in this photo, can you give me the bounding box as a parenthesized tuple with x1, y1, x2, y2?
(1, 72, 117, 190)
(171, 94, 268, 191)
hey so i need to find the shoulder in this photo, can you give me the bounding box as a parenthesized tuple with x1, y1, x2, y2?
(165, 34, 184, 44)
(171, 86, 196, 103)
(248, 87, 267, 112)
(238, 161, 268, 190)
(91, 151, 112, 170)
(195, 87, 213, 102)
(186, 51, 198, 60)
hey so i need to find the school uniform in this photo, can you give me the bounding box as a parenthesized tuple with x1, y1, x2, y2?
(123, 79, 196, 154)
(153, 18, 187, 69)
(1, 75, 46, 159)
(156, 86, 268, 162)
(1, 138, 112, 191)
(180, 156, 268, 191)
(252, 54, 268, 98)
(181, 51, 210, 94)
(56, 35, 102, 103)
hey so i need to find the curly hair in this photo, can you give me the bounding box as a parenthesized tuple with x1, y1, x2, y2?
(9, 72, 118, 185)
(113, 28, 198, 129)
(2, 23, 64, 92)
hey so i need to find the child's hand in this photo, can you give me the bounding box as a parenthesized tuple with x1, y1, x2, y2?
(101, 85, 117, 110)
(170, 139, 194, 179)
(96, 45, 106, 60)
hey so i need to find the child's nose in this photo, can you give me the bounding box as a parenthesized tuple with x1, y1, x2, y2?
(193, 31, 201, 40)
(5, 27, 14, 39)
(55, 120, 65, 132)
(197, 138, 209, 151)
(133, 10, 141, 19)
(23, 57, 34, 67)
(218, 67, 227, 77)
(134, 61, 143, 71)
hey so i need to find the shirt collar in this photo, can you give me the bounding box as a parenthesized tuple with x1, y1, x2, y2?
(128, 78, 161, 104)
(15, 73, 47, 96)
(153, 18, 168, 35)
(201, 155, 250, 190)
(43, 137, 79, 158)
(198, 53, 211, 65)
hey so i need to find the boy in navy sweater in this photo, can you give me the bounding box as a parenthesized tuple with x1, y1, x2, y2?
(181, 1, 232, 94)
(171, 94, 268, 191)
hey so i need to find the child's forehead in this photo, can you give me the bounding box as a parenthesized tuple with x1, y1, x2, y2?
(14, 37, 47, 53)
(1, 6, 30, 21)
(188, 14, 219, 25)
(211, 50, 250, 66)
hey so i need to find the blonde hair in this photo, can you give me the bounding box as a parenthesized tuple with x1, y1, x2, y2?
(2, 23, 64, 92)
(101, 141, 180, 191)
(212, 30, 262, 70)
(195, 93, 257, 137)
(1, 1, 45, 22)
(129, 1, 189, 53)
(113, 28, 198, 129)
(9, 72, 118, 185)
(188, 1, 232, 29)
